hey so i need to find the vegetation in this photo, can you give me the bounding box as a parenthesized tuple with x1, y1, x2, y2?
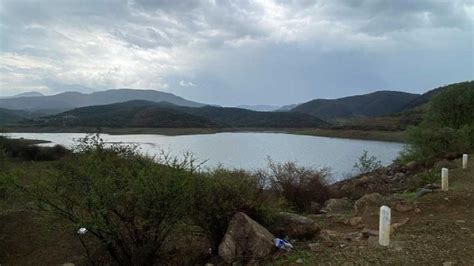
(400, 81, 474, 163)
(0, 134, 285, 264)
(353, 150, 382, 174)
(0, 135, 70, 161)
(30, 100, 330, 128)
(292, 91, 420, 120)
(263, 159, 330, 212)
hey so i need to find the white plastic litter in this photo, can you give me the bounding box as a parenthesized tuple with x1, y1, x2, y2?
(273, 238, 294, 250)
(77, 227, 88, 235)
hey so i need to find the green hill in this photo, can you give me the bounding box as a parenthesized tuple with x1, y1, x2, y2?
(292, 91, 420, 121)
(34, 100, 330, 128)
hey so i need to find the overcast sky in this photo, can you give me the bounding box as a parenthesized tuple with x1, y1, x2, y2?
(0, 0, 473, 105)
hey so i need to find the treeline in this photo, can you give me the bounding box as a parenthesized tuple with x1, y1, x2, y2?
(400, 81, 474, 163)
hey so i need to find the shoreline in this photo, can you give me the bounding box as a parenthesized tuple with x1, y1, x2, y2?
(1, 127, 406, 143)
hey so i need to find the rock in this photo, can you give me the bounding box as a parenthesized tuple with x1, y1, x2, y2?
(343, 216, 363, 226)
(307, 243, 319, 251)
(354, 193, 384, 215)
(309, 202, 322, 214)
(393, 172, 406, 181)
(343, 232, 362, 241)
(390, 218, 410, 234)
(295, 258, 304, 264)
(272, 212, 321, 239)
(393, 201, 415, 212)
(319, 229, 340, 242)
(361, 228, 378, 238)
(415, 188, 433, 198)
(218, 212, 275, 263)
(434, 159, 457, 170)
(414, 208, 422, 214)
(405, 161, 419, 171)
(322, 198, 353, 214)
(424, 183, 440, 190)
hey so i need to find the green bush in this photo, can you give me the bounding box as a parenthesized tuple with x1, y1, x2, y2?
(188, 168, 283, 249)
(17, 134, 284, 263)
(353, 150, 382, 174)
(0, 136, 70, 161)
(401, 82, 474, 163)
(20, 135, 193, 265)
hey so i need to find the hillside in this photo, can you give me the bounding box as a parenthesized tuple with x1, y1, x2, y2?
(339, 81, 474, 131)
(37, 101, 218, 128)
(33, 100, 330, 128)
(0, 108, 28, 126)
(402, 81, 473, 111)
(0, 88, 204, 113)
(292, 91, 420, 121)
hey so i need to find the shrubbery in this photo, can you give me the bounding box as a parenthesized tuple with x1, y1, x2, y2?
(16, 135, 284, 264)
(0, 135, 70, 161)
(263, 159, 330, 212)
(400, 82, 474, 163)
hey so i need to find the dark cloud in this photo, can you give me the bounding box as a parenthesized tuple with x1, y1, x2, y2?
(0, 0, 472, 104)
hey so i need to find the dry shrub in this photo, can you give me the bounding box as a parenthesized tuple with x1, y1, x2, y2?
(265, 159, 331, 212)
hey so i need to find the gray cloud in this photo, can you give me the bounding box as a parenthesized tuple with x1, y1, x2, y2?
(0, 0, 472, 105)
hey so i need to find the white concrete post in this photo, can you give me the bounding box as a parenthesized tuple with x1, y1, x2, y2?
(379, 205, 391, 247)
(441, 168, 449, 191)
(462, 154, 468, 169)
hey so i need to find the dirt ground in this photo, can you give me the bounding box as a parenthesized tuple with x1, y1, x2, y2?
(274, 155, 474, 265)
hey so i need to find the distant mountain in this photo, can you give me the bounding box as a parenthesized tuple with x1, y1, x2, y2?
(34, 100, 330, 128)
(13, 91, 44, 98)
(276, 104, 298, 112)
(237, 105, 280, 112)
(0, 88, 205, 113)
(292, 91, 420, 120)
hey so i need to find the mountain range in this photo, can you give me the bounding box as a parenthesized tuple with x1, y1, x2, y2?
(0, 81, 471, 128)
(0, 89, 204, 113)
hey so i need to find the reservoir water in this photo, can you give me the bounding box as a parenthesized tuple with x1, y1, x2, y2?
(5, 132, 404, 181)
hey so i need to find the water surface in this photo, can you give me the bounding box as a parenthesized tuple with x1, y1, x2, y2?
(6, 132, 403, 181)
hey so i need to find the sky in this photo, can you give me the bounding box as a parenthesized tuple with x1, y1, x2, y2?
(0, 0, 473, 106)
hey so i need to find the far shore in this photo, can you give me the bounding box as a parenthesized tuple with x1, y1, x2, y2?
(2, 127, 406, 143)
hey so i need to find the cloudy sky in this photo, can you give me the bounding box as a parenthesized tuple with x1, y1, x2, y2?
(0, 0, 473, 105)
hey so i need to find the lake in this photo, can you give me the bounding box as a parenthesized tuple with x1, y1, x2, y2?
(5, 132, 404, 181)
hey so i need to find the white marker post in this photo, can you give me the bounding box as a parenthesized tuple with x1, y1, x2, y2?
(462, 154, 468, 169)
(441, 168, 449, 191)
(379, 206, 391, 247)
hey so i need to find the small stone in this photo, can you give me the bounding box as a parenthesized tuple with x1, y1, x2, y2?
(391, 218, 410, 234)
(295, 258, 304, 264)
(414, 208, 422, 214)
(415, 188, 432, 198)
(307, 243, 319, 251)
(348, 216, 363, 226)
(361, 228, 378, 238)
(393, 201, 415, 212)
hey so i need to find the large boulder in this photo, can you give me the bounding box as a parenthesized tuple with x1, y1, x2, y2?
(218, 212, 275, 263)
(354, 193, 384, 215)
(322, 198, 353, 214)
(271, 212, 321, 239)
